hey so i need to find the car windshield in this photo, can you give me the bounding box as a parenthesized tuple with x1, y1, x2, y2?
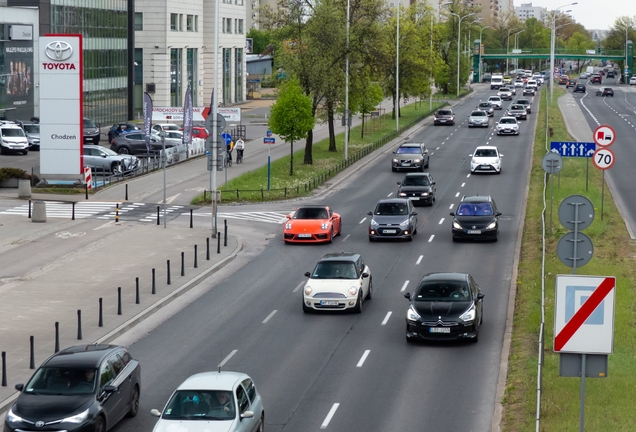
(471, 111, 487, 117)
(414, 281, 471, 302)
(374, 202, 408, 215)
(99, 147, 119, 156)
(605, 88, 613, 91)
(456, 202, 494, 216)
(510, 105, 523, 110)
(517, 100, 529, 104)
(396, 147, 421, 154)
(25, 367, 97, 395)
(83, 119, 96, 128)
(163, 125, 180, 131)
(489, 97, 501, 102)
(294, 207, 328, 219)
(474, 149, 498, 158)
(401, 176, 429, 186)
(500, 118, 516, 124)
(311, 261, 358, 279)
(436, 110, 452, 116)
(478, 103, 490, 108)
(1, 128, 25, 137)
(162, 390, 235, 421)
(23, 125, 39, 134)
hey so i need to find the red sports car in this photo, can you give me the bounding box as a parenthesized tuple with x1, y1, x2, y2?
(180, 126, 209, 139)
(284, 205, 342, 243)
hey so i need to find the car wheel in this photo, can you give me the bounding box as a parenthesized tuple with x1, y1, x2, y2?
(368, 236, 374, 242)
(111, 162, 123, 175)
(353, 291, 363, 314)
(328, 228, 334, 244)
(471, 328, 479, 343)
(392, 167, 396, 172)
(407, 233, 413, 242)
(117, 147, 131, 155)
(425, 159, 429, 169)
(22, 150, 28, 155)
(258, 413, 265, 432)
(127, 385, 140, 418)
(94, 415, 106, 432)
(366, 277, 373, 300)
(337, 221, 342, 236)
(452, 236, 458, 243)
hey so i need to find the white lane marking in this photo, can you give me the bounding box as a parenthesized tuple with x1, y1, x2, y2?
(162, 193, 181, 205)
(400, 280, 410, 292)
(461, 182, 466, 187)
(262, 310, 277, 324)
(455, 192, 460, 197)
(449, 204, 454, 210)
(466, 174, 471, 178)
(439, 218, 445, 225)
(436, 146, 440, 150)
(356, 350, 371, 367)
(416, 255, 423, 265)
(293, 281, 305, 293)
(218, 350, 238, 368)
(342, 234, 350, 242)
(428, 234, 435, 242)
(93, 221, 115, 230)
(381, 311, 393, 325)
(387, 192, 393, 197)
(321, 403, 340, 429)
(359, 217, 367, 224)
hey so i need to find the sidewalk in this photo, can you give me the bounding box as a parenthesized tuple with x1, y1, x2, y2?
(0, 214, 240, 408)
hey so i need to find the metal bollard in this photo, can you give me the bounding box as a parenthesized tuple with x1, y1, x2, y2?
(54, 322, 59, 353)
(204, 189, 207, 203)
(206, 238, 210, 260)
(28, 199, 31, 218)
(98, 298, 103, 327)
(135, 277, 140, 304)
(152, 268, 156, 294)
(181, 252, 185, 276)
(167, 260, 171, 285)
(85, 183, 88, 200)
(125, 183, 129, 200)
(29, 336, 35, 369)
(72, 202, 75, 220)
(117, 287, 122, 315)
(77, 310, 82, 340)
(190, 209, 193, 228)
(115, 203, 119, 222)
(224, 219, 228, 247)
(1, 351, 6, 386)
(194, 245, 198, 268)
(157, 206, 160, 225)
(217, 233, 221, 254)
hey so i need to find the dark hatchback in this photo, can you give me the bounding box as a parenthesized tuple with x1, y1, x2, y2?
(83, 118, 101, 144)
(4, 344, 141, 432)
(397, 173, 436, 206)
(405, 272, 484, 343)
(433, 109, 455, 125)
(368, 198, 418, 241)
(573, 83, 586, 93)
(450, 195, 501, 242)
(596, 87, 614, 97)
(110, 132, 173, 155)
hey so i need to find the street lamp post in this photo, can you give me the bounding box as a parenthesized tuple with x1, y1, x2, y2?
(449, 11, 476, 97)
(478, 25, 493, 81)
(550, 3, 578, 104)
(617, 24, 629, 83)
(344, 0, 350, 159)
(431, 2, 453, 111)
(513, 30, 525, 72)
(396, 2, 399, 132)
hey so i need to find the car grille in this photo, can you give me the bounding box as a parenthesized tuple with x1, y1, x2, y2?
(377, 227, 404, 236)
(313, 292, 347, 298)
(314, 303, 346, 309)
(401, 192, 424, 197)
(421, 320, 459, 326)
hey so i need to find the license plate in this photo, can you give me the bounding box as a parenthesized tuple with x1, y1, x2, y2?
(467, 230, 481, 234)
(480, 165, 490, 169)
(401, 162, 411, 166)
(430, 327, 450, 333)
(320, 300, 339, 306)
(383, 229, 397, 234)
(298, 234, 312, 238)
(409, 197, 419, 200)
(439, 120, 446, 122)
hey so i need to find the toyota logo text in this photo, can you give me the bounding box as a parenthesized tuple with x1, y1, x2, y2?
(45, 41, 73, 61)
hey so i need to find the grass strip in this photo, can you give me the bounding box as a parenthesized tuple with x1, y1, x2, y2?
(502, 86, 636, 431)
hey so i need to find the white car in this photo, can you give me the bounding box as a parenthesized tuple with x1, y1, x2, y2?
(0, 121, 29, 155)
(514, 80, 524, 88)
(533, 73, 544, 84)
(468, 110, 490, 127)
(152, 123, 181, 133)
(488, 96, 503, 109)
(497, 87, 513, 100)
(151, 129, 184, 145)
(151, 371, 264, 432)
(471, 145, 502, 174)
(303, 252, 372, 313)
(630, 76, 636, 86)
(496, 117, 520, 135)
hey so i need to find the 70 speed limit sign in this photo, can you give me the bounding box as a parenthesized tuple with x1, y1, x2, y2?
(593, 148, 615, 170)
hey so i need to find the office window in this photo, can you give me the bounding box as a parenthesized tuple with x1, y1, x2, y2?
(134, 48, 143, 84)
(224, 18, 232, 33)
(170, 48, 183, 106)
(236, 0, 244, 5)
(170, 13, 178, 31)
(134, 13, 143, 31)
(195, 15, 199, 32)
(187, 15, 193, 31)
(179, 14, 183, 31)
(238, 19, 244, 34)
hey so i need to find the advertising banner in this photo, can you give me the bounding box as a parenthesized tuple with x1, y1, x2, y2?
(183, 86, 193, 145)
(153, 106, 241, 123)
(39, 35, 83, 175)
(143, 92, 153, 153)
(3, 41, 34, 120)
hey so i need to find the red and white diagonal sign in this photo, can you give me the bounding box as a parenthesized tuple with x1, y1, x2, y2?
(554, 275, 616, 354)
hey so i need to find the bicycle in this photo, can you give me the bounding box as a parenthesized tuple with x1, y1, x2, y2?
(236, 149, 244, 164)
(225, 150, 232, 167)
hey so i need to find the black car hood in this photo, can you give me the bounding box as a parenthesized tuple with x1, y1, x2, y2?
(372, 215, 409, 226)
(412, 300, 472, 319)
(454, 215, 496, 229)
(399, 185, 433, 194)
(13, 393, 94, 422)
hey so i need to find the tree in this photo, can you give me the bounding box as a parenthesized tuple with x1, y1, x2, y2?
(349, 73, 383, 138)
(268, 77, 315, 175)
(246, 28, 273, 55)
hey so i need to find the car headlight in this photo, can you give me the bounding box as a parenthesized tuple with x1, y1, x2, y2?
(453, 221, 462, 229)
(459, 305, 476, 322)
(421, 192, 429, 196)
(7, 408, 24, 423)
(407, 306, 421, 321)
(348, 286, 358, 296)
(399, 219, 409, 227)
(413, 159, 421, 163)
(62, 409, 89, 424)
(285, 223, 292, 230)
(487, 221, 497, 229)
(370, 219, 379, 227)
(398, 192, 407, 197)
(493, 160, 500, 165)
(304, 286, 312, 295)
(392, 158, 399, 163)
(321, 223, 329, 230)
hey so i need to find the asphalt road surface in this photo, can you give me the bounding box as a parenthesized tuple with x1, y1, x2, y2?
(101, 84, 538, 432)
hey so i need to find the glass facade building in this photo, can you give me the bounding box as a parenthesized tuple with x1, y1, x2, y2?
(0, 22, 36, 121)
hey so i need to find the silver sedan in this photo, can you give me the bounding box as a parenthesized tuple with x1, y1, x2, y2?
(83, 145, 139, 173)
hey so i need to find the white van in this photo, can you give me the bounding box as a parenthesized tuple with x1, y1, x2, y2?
(0, 121, 29, 155)
(490, 76, 504, 89)
(586, 66, 595, 75)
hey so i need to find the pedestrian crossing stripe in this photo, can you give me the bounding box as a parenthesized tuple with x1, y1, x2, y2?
(196, 212, 288, 224)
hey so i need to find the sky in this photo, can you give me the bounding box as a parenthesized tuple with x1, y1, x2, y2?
(514, 0, 636, 30)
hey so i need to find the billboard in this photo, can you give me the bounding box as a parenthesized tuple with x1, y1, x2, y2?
(3, 42, 34, 120)
(39, 35, 83, 175)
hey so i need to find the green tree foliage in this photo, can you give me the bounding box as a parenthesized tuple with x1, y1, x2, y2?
(348, 70, 383, 138)
(246, 28, 273, 55)
(268, 77, 315, 175)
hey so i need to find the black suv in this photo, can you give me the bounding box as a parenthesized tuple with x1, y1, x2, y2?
(606, 70, 615, 78)
(596, 87, 614, 97)
(573, 83, 586, 93)
(449, 195, 501, 242)
(83, 117, 101, 144)
(5, 344, 141, 432)
(397, 173, 436, 206)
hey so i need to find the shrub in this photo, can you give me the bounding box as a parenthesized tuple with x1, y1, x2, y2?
(0, 167, 40, 184)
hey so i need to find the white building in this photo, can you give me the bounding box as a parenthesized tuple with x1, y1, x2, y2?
(514, 2, 547, 24)
(134, 0, 247, 114)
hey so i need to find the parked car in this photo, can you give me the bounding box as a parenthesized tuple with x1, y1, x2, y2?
(630, 76, 636, 85)
(83, 117, 101, 144)
(150, 371, 264, 432)
(516, 98, 532, 114)
(83, 145, 140, 174)
(0, 121, 29, 155)
(368, 198, 418, 242)
(151, 129, 184, 146)
(108, 123, 140, 142)
(397, 173, 436, 206)
(573, 83, 587, 93)
(110, 132, 174, 155)
(391, 142, 429, 172)
(596, 87, 614, 97)
(14, 120, 40, 150)
(477, 101, 494, 116)
(283, 205, 341, 243)
(470, 146, 503, 174)
(404, 272, 484, 343)
(468, 110, 490, 127)
(152, 123, 181, 133)
(4, 344, 141, 432)
(450, 195, 501, 241)
(180, 126, 209, 139)
(495, 117, 520, 135)
(433, 109, 455, 126)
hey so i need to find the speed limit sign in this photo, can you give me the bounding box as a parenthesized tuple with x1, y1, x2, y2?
(593, 148, 615, 170)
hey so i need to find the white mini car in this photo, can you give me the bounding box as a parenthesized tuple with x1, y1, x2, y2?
(496, 117, 520, 135)
(303, 252, 372, 313)
(471, 145, 502, 174)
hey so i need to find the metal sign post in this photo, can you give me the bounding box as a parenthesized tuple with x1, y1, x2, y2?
(542, 152, 563, 235)
(592, 125, 616, 222)
(264, 131, 275, 190)
(161, 130, 167, 228)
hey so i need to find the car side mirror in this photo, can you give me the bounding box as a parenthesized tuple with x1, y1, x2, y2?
(404, 292, 411, 300)
(477, 293, 485, 300)
(397, 182, 401, 185)
(150, 409, 162, 417)
(103, 385, 117, 393)
(286, 213, 291, 219)
(15, 383, 24, 391)
(411, 212, 418, 216)
(362, 272, 369, 278)
(241, 411, 255, 420)
(101, 154, 107, 158)
(449, 212, 455, 216)
(392, 151, 396, 154)
(367, 211, 373, 216)
(304, 272, 311, 278)
(496, 212, 502, 216)
(431, 181, 435, 185)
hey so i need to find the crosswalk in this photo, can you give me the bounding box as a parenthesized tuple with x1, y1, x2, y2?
(198, 212, 288, 224)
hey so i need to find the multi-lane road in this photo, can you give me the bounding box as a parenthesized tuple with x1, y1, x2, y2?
(103, 84, 537, 432)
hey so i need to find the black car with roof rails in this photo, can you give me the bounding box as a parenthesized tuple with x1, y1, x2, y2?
(404, 272, 484, 343)
(449, 195, 501, 242)
(368, 198, 418, 241)
(4, 344, 141, 432)
(397, 173, 436, 206)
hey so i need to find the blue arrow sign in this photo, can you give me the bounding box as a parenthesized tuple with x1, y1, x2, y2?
(263, 137, 276, 144)
(221, 132, 232, 145)
(550, 141, 596, 158)
(266, 130, 273, 137)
